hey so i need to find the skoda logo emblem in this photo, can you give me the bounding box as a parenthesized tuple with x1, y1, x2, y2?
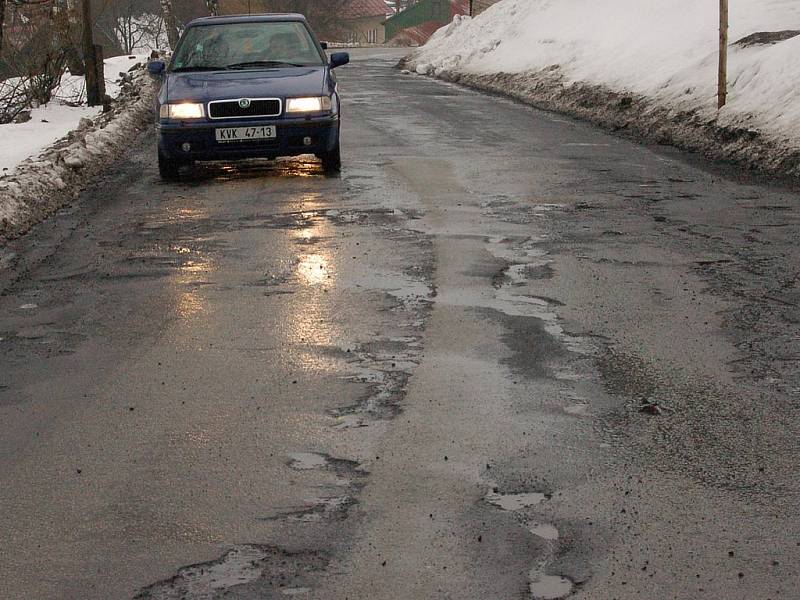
(238, 98, 251, 109)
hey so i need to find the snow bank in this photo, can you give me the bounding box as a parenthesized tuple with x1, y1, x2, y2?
(0, 103, 99, 177)
(0, 58, 156, 242)
(409, 0, 800, 175)
(0, 55, 148, 175)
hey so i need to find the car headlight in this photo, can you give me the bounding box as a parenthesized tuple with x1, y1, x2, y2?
(286, 96, 332, 114)
(160, 102, 205, 119)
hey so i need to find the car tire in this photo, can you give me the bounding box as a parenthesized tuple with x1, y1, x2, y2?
(158, 151, 182, 180)
(319, 140, 341, 173)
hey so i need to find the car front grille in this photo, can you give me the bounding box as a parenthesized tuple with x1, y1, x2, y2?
(208, 98, 282, 119)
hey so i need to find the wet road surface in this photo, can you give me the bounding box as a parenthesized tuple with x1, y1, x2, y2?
(1, 48, 799, 599)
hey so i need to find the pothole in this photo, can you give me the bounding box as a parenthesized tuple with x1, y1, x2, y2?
(529, 572, 574, 599)
(287, 452, 332, 471)
(485, 490, 548, 511)
(327, 340, 418, 428)
(329, 407, 369, 430)
(286, 452, 366, 478)
(277, 496, 357, 523)
(563, 403, 589, 416)
(133, 544, 327, 599)
(281, 587, 313, 596)
(483, 237, 597, 357)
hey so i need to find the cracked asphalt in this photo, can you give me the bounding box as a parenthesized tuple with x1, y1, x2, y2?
(1, 48, 799, 599)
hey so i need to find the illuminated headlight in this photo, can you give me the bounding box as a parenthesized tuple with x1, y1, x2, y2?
(159, 103, 205, 119)
(286, 96, 332, 114)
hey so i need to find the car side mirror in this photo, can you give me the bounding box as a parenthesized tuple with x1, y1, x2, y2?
(320, 41, 328, 49)
(147, 60, 166, 75)
(330, 52, 349, 68)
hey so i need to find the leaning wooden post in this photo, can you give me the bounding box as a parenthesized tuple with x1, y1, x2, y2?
(718, 0, 728, 109)
(94, 43, 106, 102)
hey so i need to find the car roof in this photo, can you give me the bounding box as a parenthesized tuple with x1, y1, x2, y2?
(185, 13, 309, 28)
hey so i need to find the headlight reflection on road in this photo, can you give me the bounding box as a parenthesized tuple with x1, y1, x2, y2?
(293, 207, 335, 288)
(160, 204, 215, 323)
(176, 290, 205, 321)
(174, 253, 214, 321)
(283, 203, 339, 352)
(297, 253, 330, 285)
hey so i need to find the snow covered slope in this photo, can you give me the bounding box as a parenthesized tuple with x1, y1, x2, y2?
(411, 0, 800, 163)
(0, 58, 155, 242)
(0, 55, 147, 175)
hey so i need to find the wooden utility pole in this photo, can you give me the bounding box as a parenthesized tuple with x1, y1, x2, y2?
(718, 0, 728, 109)
(81, 0, 102, 105)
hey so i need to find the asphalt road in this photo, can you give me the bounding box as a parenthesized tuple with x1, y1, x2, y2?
(2, 48, 799, 599)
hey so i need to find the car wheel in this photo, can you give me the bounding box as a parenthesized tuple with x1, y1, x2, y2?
(319, 140, 341, 173)
(158, 150, 182, 180)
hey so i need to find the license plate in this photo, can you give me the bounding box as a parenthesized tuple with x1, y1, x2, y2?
(215, 126, 276, 143)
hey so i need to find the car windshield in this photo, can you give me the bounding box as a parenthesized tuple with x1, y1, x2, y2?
(171, 21, 325, 71)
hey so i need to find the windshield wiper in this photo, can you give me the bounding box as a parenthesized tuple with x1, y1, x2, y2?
(225, 60, 305, 69)
(171, 65, 227, 72)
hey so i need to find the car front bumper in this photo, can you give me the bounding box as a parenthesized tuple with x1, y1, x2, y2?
(157, 115, 339, 162)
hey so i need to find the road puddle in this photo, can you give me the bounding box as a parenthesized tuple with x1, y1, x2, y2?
(527, 522, 560, 541)
(297, 253, 332, 285)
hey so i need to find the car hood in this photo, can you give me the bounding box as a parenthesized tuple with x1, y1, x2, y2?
(165, 67, 327, 102)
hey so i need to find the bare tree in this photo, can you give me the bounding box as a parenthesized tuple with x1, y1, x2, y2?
(0, 2, 70, 122)
(102, 1, 166, 54)
(238, 0, 350, 39)
(50, 0, 84, 73)
(159, 0, 179, 49)
(0, 0, 6, 54)
(2, 0, 69, 63)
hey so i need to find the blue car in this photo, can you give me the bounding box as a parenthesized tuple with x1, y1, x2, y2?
(147, 14, 349, 179)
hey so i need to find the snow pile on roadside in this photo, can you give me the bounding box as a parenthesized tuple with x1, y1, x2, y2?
(0, 58, 156, 241)
(409, 0, 800, 175)
(0, 55, 147, 175)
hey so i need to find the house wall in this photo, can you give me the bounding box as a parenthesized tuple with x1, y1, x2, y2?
(471, 0, 501, 16)
(342, 15, 387, 44)
(385, 0, 467, 41)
